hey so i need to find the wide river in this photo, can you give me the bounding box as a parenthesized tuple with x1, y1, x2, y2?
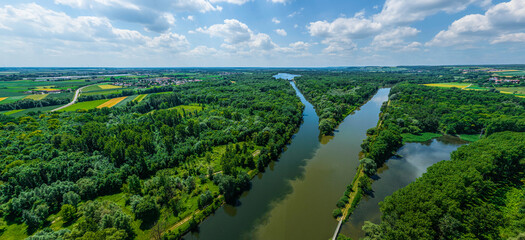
(184, 75, 390, 240)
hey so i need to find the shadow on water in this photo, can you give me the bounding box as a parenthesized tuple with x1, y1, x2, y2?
(183, 77, 321, 240)
(184, 75, 391, 240)
(341, 136, 468, 239)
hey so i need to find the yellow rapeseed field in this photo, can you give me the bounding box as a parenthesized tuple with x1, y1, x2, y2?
(0, 97, 7, 102)
(96, 97, 127, 108)
(133, 94, 147, 102)
(423, 83, 470, 89)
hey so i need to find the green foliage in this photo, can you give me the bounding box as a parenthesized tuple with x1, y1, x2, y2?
(360, 158, 377, 176)
(130, 195, 159, 223)
(332, 208, 342, 219)
(0, 72, 303, 238)
(197, 190, 213, 209)
(377, 132, 525, 240)
(401, 132, 442, 143)
(59, 204, 76, 223)
(294, 74, 380, 135)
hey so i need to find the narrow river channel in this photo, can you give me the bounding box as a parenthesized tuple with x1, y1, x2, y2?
(341, 135, 468, 239)
(184, 74, 391, 240)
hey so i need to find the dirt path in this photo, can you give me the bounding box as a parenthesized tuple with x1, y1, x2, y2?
(167, 210, 201, 233)
(332, 169, 365, 240)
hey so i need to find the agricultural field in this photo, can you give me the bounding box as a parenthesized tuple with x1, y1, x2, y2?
(59, 99, 109, 111)
(133, 94, 148, 102)
(491, 70, 525, 77)
(0, 97, 7, 102)
(98, 84, 122, 90)
(0, 105, 60, 117)
(0, 95, 26, 104)
(0, 79, 92, 97)
(425, 83, 525, 98)
(113, 95, 137, 107)
(422, 82, 471, 89)
(495, 86, 525, 95)
(24, 94, 48, 100)
(96, 96, 128, 108)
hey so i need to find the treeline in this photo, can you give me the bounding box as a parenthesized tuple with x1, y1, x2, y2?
(0, 74, 303, 239)
(335, 83, 525, 227)
(363, 132, 525, 239)
(294, 74, 379, 135)
(77, 86, 177, 102)
(385, 84, 525, 135)
(293, 71, 461, 135)
(0, 97, 69, 111)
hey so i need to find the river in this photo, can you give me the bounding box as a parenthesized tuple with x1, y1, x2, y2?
(341, 135, 468, 239)
(184, 74, 390, 240)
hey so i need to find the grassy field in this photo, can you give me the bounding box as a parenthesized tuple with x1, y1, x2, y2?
(60, 99, 109, 112)
(169, 104, 204, 114)
(82, 90, 123, 96)
(97, 97, 127, 108)
(423, 82, 471, 89)
(493, 70, 525, 77)
(495, 86, 525, 95)
(133, 94, 148, 102)
(401, 132, 443, 143)
(82, 85, 102, 92)
(98, 84, 122, 90)
(24, 94, 48, 100)
(464, 86, 488, 91)
(2, 105, 60, 117)
(3, 109, 24, 115)
(0, 79, 92, 97)
(459, 134, 481, 142)
(0, 96, 26, 104)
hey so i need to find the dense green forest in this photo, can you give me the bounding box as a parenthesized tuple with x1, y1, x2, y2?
(361, 83, 525, 173)
(353, 84, 525, 239)
(363, 131, 525, 240)
(0, 74, 303, 239)
(293, 72, 460, 135)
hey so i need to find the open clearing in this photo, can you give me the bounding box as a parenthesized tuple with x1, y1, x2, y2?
(133, 94, 147, 102)
(423, 83, 471, 89)
(3, 109, 24, 115)
(60, 99, 109, 111)
(97, 96, 128, 108)
(24, 94, 48, 100)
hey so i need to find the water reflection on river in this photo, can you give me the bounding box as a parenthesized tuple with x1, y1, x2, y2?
(184, 77, 390, 239)
(341, 135, 468, 239)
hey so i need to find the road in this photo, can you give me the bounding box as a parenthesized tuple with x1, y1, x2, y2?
(51, 84, 98, 112)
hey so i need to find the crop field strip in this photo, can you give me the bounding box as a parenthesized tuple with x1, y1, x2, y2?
(133, 94, 147, 102)
(24, 94, 48, 100)
(0, 97, 7, 102)
(96, 96, 128, 108)
(423, 83, 471, 89)
(97, 84, 122, 90)
(60, 99, 109, 112)
(113, 95, 136, 108)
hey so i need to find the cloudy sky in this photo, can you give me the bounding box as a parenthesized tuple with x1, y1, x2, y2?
(0, 0, 524, 67)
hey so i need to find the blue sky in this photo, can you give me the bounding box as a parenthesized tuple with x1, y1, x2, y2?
(0, 0, 524, 67)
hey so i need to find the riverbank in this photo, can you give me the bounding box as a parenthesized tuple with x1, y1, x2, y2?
(184, 86, 390, 240)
